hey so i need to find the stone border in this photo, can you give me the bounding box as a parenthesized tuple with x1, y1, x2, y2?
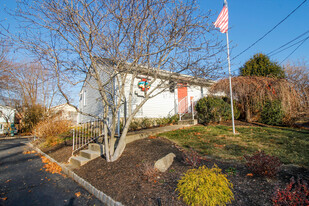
(26, 142, 123, 206)
(0, 136, 32, 140)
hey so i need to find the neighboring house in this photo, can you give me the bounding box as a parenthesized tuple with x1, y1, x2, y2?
(0, 105, 16, 134)
(51, 103, 78, 124)
(78, 59, 215, 124)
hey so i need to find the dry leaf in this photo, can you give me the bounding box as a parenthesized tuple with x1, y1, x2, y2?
(1, 197, 7, 201)
(75, 192, 81, 197)
(246, 173, 254, 177)
(5, 179, 11, 183)
(39, 156, 62, 175)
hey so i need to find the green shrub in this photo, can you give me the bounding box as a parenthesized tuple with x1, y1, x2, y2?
(155, 117, 169, 126)
(141, 118, 152, 129)
(168, 115, 179, 124)
(195, 96, 239, 124)
(23, 104, 47, 132)
(129, 119, 140, 131)
(260, 100, 284, 126)
(176, 165, 234, 206)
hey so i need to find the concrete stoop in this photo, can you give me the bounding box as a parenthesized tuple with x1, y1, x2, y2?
(70, 143, 105, 167)
(178, 119, 198, 125)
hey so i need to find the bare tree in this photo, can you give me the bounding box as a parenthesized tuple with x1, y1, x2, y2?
(284, 59, 309, 111)
(0, 39, 11, 101)
(211, 76, 301, 123)
(0, 61, 59, 131)
(13, 0, 223, 161)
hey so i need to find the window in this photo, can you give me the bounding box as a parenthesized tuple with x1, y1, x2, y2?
(83, 90, 86, 106)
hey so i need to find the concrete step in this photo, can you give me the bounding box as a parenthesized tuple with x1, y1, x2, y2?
(70, 156, 90, 167)
(80, 149, 101, 159)
(178, 119, 198, 125)
(181, 113, 195, 120)
(88, 143, 105, 154)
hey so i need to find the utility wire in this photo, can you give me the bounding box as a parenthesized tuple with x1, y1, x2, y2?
(279, 36, 309, 64)
(225, 0, 308, 74)
(269, 35, 309, 57)
(229, 0, 307, 63)
(219, 0, 308, 73)
(229, 34, 308, 73)
(267, 30, 309, 56)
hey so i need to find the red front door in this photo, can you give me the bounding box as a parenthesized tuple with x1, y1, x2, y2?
(178, 84, 188, 113)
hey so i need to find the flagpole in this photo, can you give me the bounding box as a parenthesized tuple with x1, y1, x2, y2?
(225, 30, 236, 134)
(214, 0, 236, 134)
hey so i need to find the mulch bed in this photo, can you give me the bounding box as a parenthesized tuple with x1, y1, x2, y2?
(41, 127, 309, 206)
(38, 139, 73, 163)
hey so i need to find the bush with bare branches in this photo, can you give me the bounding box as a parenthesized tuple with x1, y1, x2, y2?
(32, 118, 72, 146)
(211, 76, 301, 124)
(284, 60, 309, 113)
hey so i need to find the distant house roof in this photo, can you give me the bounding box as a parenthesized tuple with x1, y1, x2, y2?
(51, 103, 77, 112)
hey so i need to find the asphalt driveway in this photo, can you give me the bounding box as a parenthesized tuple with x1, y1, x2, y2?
(0, 137, 105, 206)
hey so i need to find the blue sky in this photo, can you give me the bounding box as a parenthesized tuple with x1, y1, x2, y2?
(200, 0, 309, 75)
(1, 0, 308, 76)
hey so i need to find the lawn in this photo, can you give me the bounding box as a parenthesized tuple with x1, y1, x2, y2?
(160, 125, 309, 168)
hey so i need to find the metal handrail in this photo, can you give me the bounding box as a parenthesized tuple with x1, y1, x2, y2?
(72, 119, 103, 155)
(178, 96, 196, 120)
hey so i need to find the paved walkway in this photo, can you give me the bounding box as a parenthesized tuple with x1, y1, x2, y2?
(125, 124, 192, 144)
(0, 138, 105, 206)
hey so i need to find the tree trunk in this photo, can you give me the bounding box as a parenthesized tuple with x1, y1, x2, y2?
(245, 103, 251, 122)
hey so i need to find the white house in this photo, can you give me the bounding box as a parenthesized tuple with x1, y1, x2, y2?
(78, 59, 214, 124)
(51, 103, 78, 124)
(0, 105, 16, 134)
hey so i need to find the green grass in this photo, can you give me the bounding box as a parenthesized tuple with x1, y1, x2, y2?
(160, 125, 309, 168)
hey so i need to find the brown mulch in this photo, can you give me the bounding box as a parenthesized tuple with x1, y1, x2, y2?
(39, 139, 73, 163)
(42, 130, 309, 206)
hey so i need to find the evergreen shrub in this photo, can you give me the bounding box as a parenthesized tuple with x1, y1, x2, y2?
(176, 165, 234, 206)
(195, 96, 239, 124)
(260, 100, 284, 126)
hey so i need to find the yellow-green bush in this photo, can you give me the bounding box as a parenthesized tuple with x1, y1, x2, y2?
(176, 165, 234, 206)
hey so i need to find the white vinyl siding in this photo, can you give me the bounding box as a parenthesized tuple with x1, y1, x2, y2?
(78, 63, 212, 123)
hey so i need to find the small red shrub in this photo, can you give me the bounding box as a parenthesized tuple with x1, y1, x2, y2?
(244, 151, 281, 177)
(272, 177, 309, 206)
(139, 162, 159, 182)
(182, 149, 202, 168)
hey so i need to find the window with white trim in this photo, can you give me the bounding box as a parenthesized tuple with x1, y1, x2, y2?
(83, 90, 86, 106)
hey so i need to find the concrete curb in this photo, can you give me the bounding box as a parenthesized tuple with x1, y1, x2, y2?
(0, 136, 33, 140)
(26, 142, 124, 206)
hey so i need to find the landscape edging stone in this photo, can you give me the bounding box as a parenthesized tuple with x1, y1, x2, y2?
(26, 142, 124, 206)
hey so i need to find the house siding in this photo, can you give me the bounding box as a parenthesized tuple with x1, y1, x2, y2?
(78, 63, 113, 123)
(78, 62, 213, 123)
(0, 106, 16, 134)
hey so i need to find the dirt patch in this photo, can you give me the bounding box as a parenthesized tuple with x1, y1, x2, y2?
(43, 134, 309, 206)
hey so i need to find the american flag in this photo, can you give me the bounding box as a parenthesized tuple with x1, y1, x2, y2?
(214, 1, 228, 33)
